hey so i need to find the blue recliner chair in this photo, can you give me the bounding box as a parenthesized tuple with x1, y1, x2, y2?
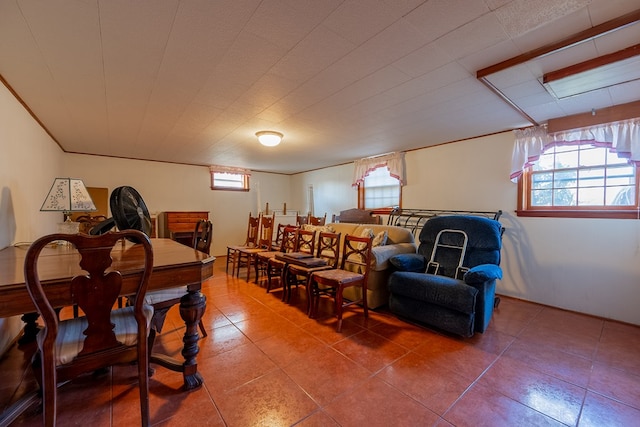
(387, 215, 503, 337)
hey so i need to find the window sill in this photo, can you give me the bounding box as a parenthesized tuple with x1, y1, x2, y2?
(516, 209, 640, 219)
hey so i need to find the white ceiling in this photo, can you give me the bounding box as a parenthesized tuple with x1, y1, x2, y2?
(1, 0, 639, 174)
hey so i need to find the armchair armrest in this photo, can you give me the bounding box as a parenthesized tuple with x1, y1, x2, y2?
(371, 242, 418, 271)
(463, 264, 502, 284)
(389, 253, 427, 273)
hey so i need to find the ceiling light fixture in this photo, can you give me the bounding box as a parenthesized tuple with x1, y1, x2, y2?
(256, 131, 283, 147)
(542, 44, 640, 99)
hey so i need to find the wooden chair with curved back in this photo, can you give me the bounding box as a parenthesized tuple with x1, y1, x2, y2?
(144, 219, 212, 338)
(235, 213, 275, 281)
(308, 213, 327, 226)
(255, 225, 298, 285)
(192, 219, 213, 254)
(285, 231, 341, 311)
(24, 230, 154, 427)
(308, 234, 373, 332)
(268, 228, 316, 302)
(226, 212, 260, 275)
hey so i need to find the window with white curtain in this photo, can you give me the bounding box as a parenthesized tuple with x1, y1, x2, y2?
(362, 166, 401, 210)
(513, 119, 639, 218)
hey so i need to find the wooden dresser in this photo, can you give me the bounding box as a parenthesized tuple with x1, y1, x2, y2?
(160, 211, 209, 246)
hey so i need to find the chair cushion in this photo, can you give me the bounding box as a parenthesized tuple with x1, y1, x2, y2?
(389, 253, 427, 273)
(312, 269, 363, 285)
(388, 272, 478, 314)
(463, 264, 503, 284)
(144, 286, 189, 305)
(41, 305, 154, 366)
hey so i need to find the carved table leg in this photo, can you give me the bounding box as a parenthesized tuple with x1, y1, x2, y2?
(17, 312, 40, 345)
(179, 290, 206, 390)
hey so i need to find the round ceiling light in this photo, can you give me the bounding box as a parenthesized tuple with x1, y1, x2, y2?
(256, 130, 283, 147)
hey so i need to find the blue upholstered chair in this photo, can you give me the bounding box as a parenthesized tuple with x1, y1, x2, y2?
(387, 215, 503, 337)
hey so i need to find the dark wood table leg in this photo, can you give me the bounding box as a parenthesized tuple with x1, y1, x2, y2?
(149, 289, 206, 390)
(179, 289, 206, 390)
(17, 312, 40, 345)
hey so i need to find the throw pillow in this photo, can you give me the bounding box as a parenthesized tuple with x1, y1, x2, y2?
(372, 230, 388, 247)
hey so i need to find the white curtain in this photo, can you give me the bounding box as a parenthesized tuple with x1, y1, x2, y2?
(209, 165, 251, 175)
(352, 152, 406, 187)
(510, 119, 640, 182)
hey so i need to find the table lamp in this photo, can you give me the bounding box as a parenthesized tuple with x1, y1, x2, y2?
(40, 178, 97, 234)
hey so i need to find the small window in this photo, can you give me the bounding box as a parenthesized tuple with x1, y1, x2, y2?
(518, 143, 639, 218)
(210, 171, 249, 191)
(358, 166, 401, 211)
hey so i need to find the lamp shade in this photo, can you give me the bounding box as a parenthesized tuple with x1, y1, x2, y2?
(40, 178, 97, 213)
(256, 131, 283, 147)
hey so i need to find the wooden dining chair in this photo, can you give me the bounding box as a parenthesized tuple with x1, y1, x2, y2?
(285, 231, 341, 311)
(235, 213, 275, 281)
(24, 230, 154, 427)
(308, 234, 373, 332)
(296, 214, 309, 226)
(308, 213, 327, 226)
(192, 219, 213, 254)
(270, 228, 316, 302)
(226, 212, 260, 275)
(255, 225, 298, 285)
(144, 219, 212, 338)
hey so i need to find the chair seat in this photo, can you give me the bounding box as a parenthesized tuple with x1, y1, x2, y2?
(311, 268, 363, 285)
(144, 287, 188, 305)
(40, 305, 154, 366)
(256, 251, 281, 261)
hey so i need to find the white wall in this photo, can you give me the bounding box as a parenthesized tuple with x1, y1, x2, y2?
(0, 84, 64, 352)
(290, 163, 356, 220)
(292, 132, 640, 326)
(64, 155, 291, 257)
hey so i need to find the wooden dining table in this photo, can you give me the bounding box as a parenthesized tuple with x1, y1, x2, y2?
(0, 238, 214, 426)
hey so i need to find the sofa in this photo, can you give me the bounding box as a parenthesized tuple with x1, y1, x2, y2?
(303, 222, 416, 309)
(387, 215, 503, 337)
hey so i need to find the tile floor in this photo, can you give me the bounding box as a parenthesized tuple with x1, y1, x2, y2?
(2, 258, 640, 426)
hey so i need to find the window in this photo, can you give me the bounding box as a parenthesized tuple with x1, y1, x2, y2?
(358, 166, 401, 211)
(518, 143, 639, 218)
(209, 167, 250, 191)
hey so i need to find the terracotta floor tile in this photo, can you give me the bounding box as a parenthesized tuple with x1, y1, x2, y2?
(443, 382, 565, 426)
(529, 307, 604, 341)
(588, 362, 640, 410)
(368, 314, 436, 350)
(197, 323, 251, 359)
(197, 342, 277, 394)
(282, 346, 371, 406)
(578, 391, 640, 427)
(322, 377, 439, 427)
(517, 323, 600, 360)
(412, 334, 499, 381)
(478, 357, 586, 425)
(376, 351, 473, 415)
(294, 410, 340, 426)
(331, 330, 409, 373)
(503, 338, 593, 387)
(254, 324, 325, 368)
(213, 369, 318, 426)
(490, 296, 542, 337)
(595, 322, 640, 375)
(4, 258, 640, 426)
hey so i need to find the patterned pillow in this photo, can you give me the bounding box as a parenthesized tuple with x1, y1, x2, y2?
(302, 224, 335, 233)
(372, 230, 388, 247)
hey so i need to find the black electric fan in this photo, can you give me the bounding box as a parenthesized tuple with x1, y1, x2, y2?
(90, 186, 152, 240)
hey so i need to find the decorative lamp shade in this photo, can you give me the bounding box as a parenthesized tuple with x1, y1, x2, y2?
(40, 178, 97, 213)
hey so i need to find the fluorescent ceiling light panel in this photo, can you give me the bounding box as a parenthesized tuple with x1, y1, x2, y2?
(542, 44, 640, 99)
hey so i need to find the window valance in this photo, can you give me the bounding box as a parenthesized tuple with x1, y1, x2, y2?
(209, 165, 251, 175)
(510, 119, 640, 182)
(352, 152, 406, 187)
